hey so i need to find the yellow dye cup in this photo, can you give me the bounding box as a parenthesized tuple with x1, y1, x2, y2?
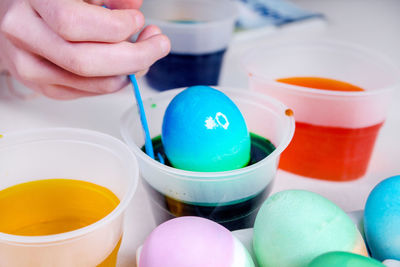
(0, 128, 139, 267)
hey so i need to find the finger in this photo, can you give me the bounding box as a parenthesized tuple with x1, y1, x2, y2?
(35, 57, 130, 94)
(136, 25, 162, 42)
(40, 85, 100, 100)
(104, 0, 143, 9)
(0, 33, 129, 94)
(69, 34, 170, 76)
(85, 0, 143, 9)
(2, 5, 170, 77)
(129, 25, 162, 78)
(5, 74, 100, 100)
(8, 69, 101, 100)
(29, 0, 144, 42)
(85, 0, 104, 5)
(135, 68, 148, 78)
(132, 26, 162, 78)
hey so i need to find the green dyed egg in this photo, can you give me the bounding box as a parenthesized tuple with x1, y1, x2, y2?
(308, 251, 385, 267)
(253, 190, 361, 267)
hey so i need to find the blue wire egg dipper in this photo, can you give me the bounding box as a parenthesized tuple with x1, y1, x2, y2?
(129, 74, 164, 164)
(129, 74, 154, 159)
(102, 5, 163, 163)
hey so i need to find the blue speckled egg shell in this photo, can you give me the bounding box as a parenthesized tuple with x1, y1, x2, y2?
(161, 86, 251, 172)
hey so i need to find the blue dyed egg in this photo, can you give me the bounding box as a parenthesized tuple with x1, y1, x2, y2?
(161, 86, 251, 172)
(364, 175, 400, 261)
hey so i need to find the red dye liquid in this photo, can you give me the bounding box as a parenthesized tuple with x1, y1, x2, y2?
(279, 122, 383, 181)
(277, 77, 382, 181)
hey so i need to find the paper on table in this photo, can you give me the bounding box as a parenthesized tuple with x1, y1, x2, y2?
(233, 0, 325, 42)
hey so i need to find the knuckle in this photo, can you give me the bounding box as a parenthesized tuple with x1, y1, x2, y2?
(105, 76, 126, 92)
(96, 77, 124, 93)
(109, 18, 126, 36)
(13, 53, 36, 82)
(143, 52, 158, 68)
(106, 16, 132, 42)
(38, 85, 57, 99)
(41, 86, 74, 100)
(65, 52, 93, 76)
(140, 35, 170, 67)
(1, 7, 16, 35)
(96, 81, 114, 93)
(52, 8, 77, 40)
(0, 18, 10, 35)
(135, 49, 153, 69)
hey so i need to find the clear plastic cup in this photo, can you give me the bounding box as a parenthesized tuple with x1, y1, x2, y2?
(140, 0, 237, 91)
(120, 87, 294, 231)
(0, 128, 139, 267)
(243, 41, 400, 181)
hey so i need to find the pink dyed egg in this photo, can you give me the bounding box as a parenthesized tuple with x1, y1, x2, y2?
(138, 217, 254, 267)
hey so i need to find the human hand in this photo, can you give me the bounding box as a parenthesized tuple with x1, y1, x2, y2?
(0, 0, 170, 99)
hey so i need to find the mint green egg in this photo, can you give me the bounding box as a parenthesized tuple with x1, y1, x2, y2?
(253, 190, 358, 267)
(308, 251, 385, 267)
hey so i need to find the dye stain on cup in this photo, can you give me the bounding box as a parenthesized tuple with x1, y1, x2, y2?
(121, 87, 294, 230)
(140, 0, 237, 91)
(243, 41, 400, 181)
(0, 128, 139, 267)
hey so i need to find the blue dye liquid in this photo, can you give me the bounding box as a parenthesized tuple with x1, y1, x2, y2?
(142, 133, 276, 230)
(170, 20, 202, 24)
(145, 50, 226, 91)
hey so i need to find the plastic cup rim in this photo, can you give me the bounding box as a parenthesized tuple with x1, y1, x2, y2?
(0, 127, 139, 245)
(120, 87, 295, 182)
(241, 40, 400, 97)
(142, 0, 237, 29)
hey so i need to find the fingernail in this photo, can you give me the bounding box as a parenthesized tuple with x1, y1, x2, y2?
(134, 12, 144, 28)
(159, 35, 171, 54)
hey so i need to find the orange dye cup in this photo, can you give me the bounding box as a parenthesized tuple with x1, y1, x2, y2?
(243, 41, 400, 181)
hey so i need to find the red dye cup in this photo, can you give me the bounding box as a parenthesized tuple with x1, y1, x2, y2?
(243, 41, 400, 181)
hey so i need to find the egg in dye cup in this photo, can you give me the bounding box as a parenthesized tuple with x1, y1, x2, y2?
(121, 87, 294, 231)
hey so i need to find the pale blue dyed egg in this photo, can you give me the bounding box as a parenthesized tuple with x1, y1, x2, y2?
(161, 86, 251, 172)
(364, 175, 400, 261)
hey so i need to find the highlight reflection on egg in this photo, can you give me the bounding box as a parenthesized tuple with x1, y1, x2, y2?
(138, 217, 255, 267)
(161, 86, 251, 172)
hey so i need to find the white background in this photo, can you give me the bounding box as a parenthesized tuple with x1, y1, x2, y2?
(0, 1, 399, 266)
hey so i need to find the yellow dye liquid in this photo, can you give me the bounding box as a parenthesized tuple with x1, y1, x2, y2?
(0, 179, 121, 266)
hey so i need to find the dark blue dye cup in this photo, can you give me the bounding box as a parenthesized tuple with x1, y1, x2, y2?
(140, 0, 237, 91)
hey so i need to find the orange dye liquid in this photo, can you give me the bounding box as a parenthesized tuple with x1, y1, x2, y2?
(0, 179, 121, 266)
(277, 77, 382, 181)
(277, 77, 364, 91)
(98, 239, 122, 267)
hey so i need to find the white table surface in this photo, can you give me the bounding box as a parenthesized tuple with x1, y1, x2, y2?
(1, 1, 400, 266)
